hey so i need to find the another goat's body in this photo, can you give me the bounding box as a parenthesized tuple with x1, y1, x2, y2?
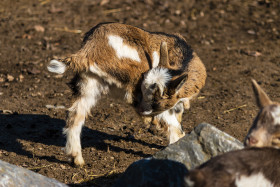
(48, 23, 205, 166)
(185, 148, 280, 187)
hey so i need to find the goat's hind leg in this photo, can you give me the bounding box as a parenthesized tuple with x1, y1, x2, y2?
(63, 75, 107, 166)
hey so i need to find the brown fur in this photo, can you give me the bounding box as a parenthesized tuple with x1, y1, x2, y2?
(185, 148, 280, 187)
(245, 79, 280, 148)
(157, 53, 206, 111)
(62, 23, 196, 104)
(49, 22, 200, 166)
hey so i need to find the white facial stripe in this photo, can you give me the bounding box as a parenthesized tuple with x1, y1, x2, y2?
(108, 35, 141, 62)
(271, 105, 280, 125)
(152, 51, 159, 68)
(235, 172, 274, 187)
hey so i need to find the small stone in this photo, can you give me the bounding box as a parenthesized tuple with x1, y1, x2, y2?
(247, 30, 256, 35)
(27, 67, 41, 75)
(60, 164, 66, 169)
(100, 0, 109, 5)
(7, 74, 14, 82)
(46, 105, 65, 109)
(17, 74, 24, 82)
(34, 25, 45, 32)
(54, 75, 63, 79)
(175, 10, 181, 15)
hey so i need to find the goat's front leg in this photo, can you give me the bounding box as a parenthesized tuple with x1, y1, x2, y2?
(63, 76, 106, 166)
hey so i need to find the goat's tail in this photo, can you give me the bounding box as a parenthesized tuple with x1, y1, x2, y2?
(47, 52, 88, 74)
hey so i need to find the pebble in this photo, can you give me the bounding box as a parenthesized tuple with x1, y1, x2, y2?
(46, 105, 66, 109)
(7, 74, 14, 82)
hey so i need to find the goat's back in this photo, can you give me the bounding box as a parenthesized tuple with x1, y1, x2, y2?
(186, 148, 280, 187)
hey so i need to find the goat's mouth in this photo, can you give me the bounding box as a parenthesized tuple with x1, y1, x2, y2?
(141, 110, 153, 115)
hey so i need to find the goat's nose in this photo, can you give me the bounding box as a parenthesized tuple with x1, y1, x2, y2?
(247, 136, 258, 146)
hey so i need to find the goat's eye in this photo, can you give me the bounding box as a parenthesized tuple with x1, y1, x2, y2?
(150, 83, 156, 90)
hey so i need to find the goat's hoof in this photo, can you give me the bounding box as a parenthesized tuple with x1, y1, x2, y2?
(73, 156, 85, 167)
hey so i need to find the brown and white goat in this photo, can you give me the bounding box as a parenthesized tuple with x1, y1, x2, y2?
(244, 79, 280, 148)
(184, 79, 280, 187)
(185, 147, 280, 187)
(47, 23, 206, 166)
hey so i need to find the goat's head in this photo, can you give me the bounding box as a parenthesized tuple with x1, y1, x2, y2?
(139, 42, 187, 116)
(244, 79, 280, 148)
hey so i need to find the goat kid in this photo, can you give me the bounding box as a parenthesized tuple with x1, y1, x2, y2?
(184, 147, 280, 187)
(244, 79, 280, 148)
(184, 79, 280, 187)
(47, 23, 205, 166)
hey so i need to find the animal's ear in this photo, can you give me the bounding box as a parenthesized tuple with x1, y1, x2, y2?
(168, 74, 188, 95)
(159, 41, 170, 67)
(251, 79, 272, 108)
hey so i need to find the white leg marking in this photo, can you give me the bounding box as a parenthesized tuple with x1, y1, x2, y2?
(64, 77, 108, 166)
(152, 51, 159, 68)
(235, 172, 274, 187)
(108, 35, 141, 62)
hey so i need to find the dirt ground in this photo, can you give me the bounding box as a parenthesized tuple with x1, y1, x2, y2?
(0, 0, 280, 186)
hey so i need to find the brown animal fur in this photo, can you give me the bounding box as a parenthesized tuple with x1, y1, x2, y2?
(185, 148, 280, 187)
(244, 79, 280, 148)
(48, 22, 203, 166)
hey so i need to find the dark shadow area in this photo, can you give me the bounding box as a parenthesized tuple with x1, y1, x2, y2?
(71, 159, 189, 187)
(0, 113, 163, 164)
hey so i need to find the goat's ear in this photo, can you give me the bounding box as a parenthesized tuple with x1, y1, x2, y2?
(159, 42, 170, 67)
(252, 79, 272, 108)
(168, 74, 188, 95)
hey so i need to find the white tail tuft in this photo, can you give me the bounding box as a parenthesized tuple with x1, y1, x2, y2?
(47, 60, 67, 74)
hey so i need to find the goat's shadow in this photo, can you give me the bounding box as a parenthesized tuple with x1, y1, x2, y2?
(0, 113, 163, 164)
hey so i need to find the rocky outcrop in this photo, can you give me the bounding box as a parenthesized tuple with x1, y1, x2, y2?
(153, 123, 244, 169)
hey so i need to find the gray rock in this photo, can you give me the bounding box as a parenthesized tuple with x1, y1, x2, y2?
(0, 160, 68, 187)
(154, 123, 244, 169)
(113, 123, 244, 186)
(113, 158, 188, 187)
